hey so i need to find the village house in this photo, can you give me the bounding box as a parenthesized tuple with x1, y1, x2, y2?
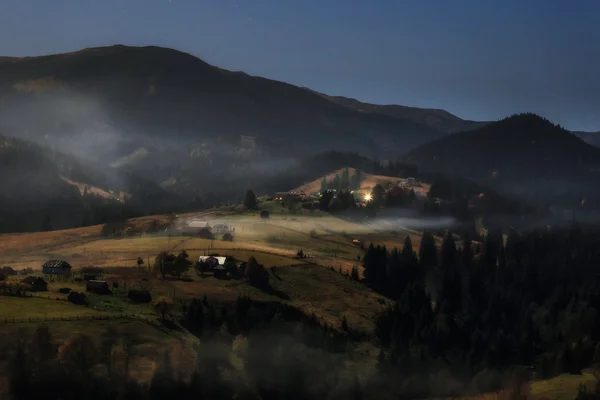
(198, 256, 226, 269)
(22, 276, 48, 292)
(42, 260, 72, 276)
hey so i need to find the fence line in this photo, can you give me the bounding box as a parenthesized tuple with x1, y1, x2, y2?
(0, 312, 174, 336)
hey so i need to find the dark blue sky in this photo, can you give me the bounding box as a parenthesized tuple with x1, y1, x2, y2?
(1, 0, 599, 131)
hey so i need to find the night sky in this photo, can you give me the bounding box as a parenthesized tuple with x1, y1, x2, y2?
(1, 0, 599, 131)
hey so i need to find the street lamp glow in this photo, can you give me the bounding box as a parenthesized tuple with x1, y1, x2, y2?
(364, 194, 372, 202)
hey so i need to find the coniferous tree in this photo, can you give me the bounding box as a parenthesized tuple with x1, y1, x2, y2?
(350, 169, 363, 191)
(244, 189, 258, 209)
(40, 214, 53, 232)
(418, 230, 438, 274)
(341, 167, 350, 191)
(371, 184, 385, 206)
(320, 177, 328, 193)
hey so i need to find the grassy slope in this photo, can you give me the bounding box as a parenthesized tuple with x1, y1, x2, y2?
(0, 207, 593, 399)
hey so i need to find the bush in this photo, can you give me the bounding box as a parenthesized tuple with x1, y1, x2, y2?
(67, 291, 87, 306)
(223, 233, 234, 241)
(197, 227, 215, 240)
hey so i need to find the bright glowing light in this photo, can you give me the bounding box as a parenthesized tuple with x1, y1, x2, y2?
(364, 194, 372, 202)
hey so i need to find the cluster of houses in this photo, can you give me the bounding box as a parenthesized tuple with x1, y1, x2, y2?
(0, 260, 111, 295)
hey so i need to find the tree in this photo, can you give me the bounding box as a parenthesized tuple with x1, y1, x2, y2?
(419, 230, 438, 272)
(31, 324, 56, 364)
(244, 189, 258, 209)
(320, 177, 328, 193)
(328, 197, 344, 212)
(409, 189, 416, 202)
(351, 265, 360, 281)
(244, 256, 269, 288)
(173, 251, 192, 276)
(57, 333, 98, 372)
(341, 168, 350, 191)
(351, 169, 363, 190)
(371, 184, 385, 206)
(40, 214, 53, 232)
(341, 315, 349, 331)
(155, 251, 177, 278)
(153, 296, 175, 321)
(136, 257, 144, 269)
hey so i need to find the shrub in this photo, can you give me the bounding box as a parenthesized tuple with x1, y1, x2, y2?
(67, 291, 87, 306)
(223, 233, 234, 241)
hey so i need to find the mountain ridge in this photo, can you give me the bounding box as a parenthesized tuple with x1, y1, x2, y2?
(306, 88, 490, 133)
(404, 113, 600, 208)
(0, 45, 443, 161)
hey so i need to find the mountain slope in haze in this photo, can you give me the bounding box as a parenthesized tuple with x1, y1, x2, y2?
(0, 135, 86, 232)
(307, 89, 489, 133)
(0, 134, 185, 232)
(405, 113, 600, 204)
(573, 131, 600, 148)
(0, 45, 443, 162)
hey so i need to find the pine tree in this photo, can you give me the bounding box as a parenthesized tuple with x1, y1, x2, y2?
(371, 184, 385, 206)
(243, 189, 257, 209)
(341, 168, 350, 190)
(351, 169, 363, 190)
(320, 177, 328, 193)
(401, 236, 419, 283)
(40, 214, 53, 232)
(418, 230, 437, 273)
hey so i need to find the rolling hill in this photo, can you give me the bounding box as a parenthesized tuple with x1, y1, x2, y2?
(0, 45, 443, 162)
(405, 113, 600, 206)
(308, 89, 489, 133)
(292, 167, 430, 197)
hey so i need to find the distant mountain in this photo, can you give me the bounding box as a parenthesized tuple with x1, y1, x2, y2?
(307, 89, 489, 133)
(405, 113, 600, 207)
(0, 135, 86, 232)
(0, 45, 443, 162)
(0, 134, 184, 232)
(573, 131, 600, 148)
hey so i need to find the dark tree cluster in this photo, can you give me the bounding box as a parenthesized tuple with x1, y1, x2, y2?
(368, 225, 600, 397)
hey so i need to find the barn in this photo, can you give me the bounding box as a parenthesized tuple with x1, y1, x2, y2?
(42, 260, 72, 276)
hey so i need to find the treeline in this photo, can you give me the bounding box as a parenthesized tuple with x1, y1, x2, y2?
(8, 297, 359, 400)
(360, 225, 600, 397)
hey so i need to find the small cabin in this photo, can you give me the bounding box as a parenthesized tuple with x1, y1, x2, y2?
(86, 280, 110, 294)
(128, 290, 152, 303)
(42, 260, 72, 276)
(22, 276, 48, 292)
